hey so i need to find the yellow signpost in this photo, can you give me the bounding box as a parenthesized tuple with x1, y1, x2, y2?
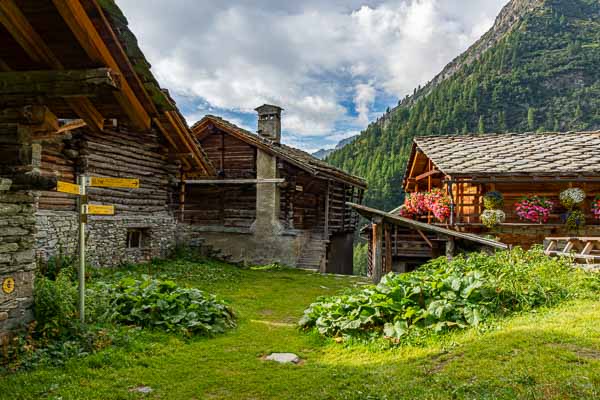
(54, 175, 139, 322)
(2, 277, 15, 294)
(57, 181, 82, 195)
(89, 177, 139, 189)
(84, 204, 115, 215)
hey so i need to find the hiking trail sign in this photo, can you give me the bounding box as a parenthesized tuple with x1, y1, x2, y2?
(55, 176, 139, 322)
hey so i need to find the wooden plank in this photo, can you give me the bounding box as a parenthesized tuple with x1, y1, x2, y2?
(0, 68, 121, 98)
(84, 204, 114, 215)
(415, 168, 441, 182)
(89, 176, 140, 188)
(384, 224, 392, 274)
(185, 179, 284, 184)
(416, 229, 434, 248)
(372, 220, 383, 283)
(0, 0, 105, 132)
(56, 181, 82, 195)
(51, 0, 150, 130)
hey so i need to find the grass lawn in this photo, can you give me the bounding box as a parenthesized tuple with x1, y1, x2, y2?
(1, 259, 599, 400)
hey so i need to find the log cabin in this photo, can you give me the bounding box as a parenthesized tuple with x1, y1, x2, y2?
(0, 0, 215, 334)
(186, 106, 367, 273)
(359, 131, 600, 280)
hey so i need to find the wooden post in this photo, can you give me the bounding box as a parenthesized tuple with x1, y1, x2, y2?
(372, 218, 383, 283)
(384, 224, 392, 274)
(179, 173, 186, 222)
(446, 236, 455, 261)
(324, 180, 330, 237)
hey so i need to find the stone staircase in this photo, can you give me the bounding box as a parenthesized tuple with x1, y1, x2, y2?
(296, 232, 329, 270)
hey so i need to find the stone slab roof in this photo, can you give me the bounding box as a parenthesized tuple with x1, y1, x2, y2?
(192, 116, 367, 188)
(414, 131, 600, 176)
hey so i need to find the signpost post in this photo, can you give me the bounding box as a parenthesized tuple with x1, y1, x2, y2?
(56, 175, 138, 323)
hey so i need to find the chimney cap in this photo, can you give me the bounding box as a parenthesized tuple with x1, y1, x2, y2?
(255, 104, 284, 114)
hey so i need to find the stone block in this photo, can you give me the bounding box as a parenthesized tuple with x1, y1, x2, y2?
(0, 203, 21, 216)
(0, 312, 7, 321)
(0, 227, 29, 237)
(13, 250, 34, 264)
(0, 243, 19, 254)
(0, 178, 11, 191)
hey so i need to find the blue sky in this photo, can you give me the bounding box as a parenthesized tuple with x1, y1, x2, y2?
(118, 0, 508, 153)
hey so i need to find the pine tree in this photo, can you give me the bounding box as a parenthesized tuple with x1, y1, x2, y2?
(528, 107, 536, 131)
(478, 116, 485, 134)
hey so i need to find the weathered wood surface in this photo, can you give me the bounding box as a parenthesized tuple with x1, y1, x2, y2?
(0, 68, 121, 99)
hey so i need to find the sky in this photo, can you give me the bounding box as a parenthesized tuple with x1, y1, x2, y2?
(118, 0, 508, 153)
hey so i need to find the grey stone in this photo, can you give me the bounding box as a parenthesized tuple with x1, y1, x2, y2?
(0, 179, 11, 191)
(0, 204, 20, 215)
(0, 227, 28, 237)
(264, 353, 301, 364)
(0, 243, 19, 254)
(12, 250, 34, 264)
(129, 386, 153, 394)
(0, 312, 7, 321)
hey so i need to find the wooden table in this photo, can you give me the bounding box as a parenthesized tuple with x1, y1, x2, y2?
(544, 237, 600, 264)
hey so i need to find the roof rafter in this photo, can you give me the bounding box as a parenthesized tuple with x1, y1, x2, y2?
(0, 0, 105, 132)
(51, 0, 151, 130)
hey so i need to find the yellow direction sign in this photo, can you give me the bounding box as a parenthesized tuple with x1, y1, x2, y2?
(57, 181, 82, 195)
(89, 177, 139, 189)
(84, 204, 115, 215)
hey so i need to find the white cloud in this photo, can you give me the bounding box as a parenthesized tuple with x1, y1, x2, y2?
(117, 0, 508, 149)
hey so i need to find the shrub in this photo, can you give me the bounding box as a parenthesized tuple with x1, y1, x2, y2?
(299, 248, 597, 342)
(107, 277, 236, 336)
(483, 191, 504, 210)
(34, 271, 78, 339)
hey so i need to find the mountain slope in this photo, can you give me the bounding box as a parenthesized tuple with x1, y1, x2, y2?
(312, 135, 358, 160)
(327, 0, 600, 210)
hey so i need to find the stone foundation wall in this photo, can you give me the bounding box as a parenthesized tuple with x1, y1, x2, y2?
(177, 225, 311, 267)
(35, 211, 178, 268)
(0, 180, 36, 334)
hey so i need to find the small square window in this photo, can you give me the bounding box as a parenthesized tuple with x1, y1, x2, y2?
(127, 229, 148, 249)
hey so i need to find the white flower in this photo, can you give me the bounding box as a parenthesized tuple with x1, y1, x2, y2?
(560, 188, 586, 208)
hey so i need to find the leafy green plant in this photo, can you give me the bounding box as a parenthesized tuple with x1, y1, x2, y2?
(299, 248, 597, 342)
(565, 209, 586, 231)
(107, 277, 236, 336)
(34, 271, 78, 339)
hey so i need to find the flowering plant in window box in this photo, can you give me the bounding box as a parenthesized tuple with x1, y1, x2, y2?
(559, 188, 586, 209)
(591, 196, 600, 220)
(564, 209, 586, 231)
(399, 192, 427, 218)
(514, 196, 554, 224)
(481, 210, 506, 229)
(483, 191, 504, 210)
(424, 189, 451, 222)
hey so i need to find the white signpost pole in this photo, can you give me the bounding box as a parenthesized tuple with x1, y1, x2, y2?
(78, 175, 87, 323)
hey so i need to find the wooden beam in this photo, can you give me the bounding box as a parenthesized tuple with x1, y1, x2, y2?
(0, 68, 121, 98)
(165, 111, 214, 175)
(153, 117, 192, 171)
(51, 0, 151, 130)
(185, 179, 285, 185)
(372, 219, 384, 283)
(324, 180, 330, 237)
(0, 0, 105, 132)
(415, 168, 441, 182)
(416, 229, 434, 248)
(384, 224, 392, 274)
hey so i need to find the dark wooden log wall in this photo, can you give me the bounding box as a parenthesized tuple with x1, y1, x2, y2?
(199, 129, 256, 178)
(184, 127, 257, 227)
(183, 185, 256, 228)
(37, 126, 178, 214)
(38, 140, 77, 211)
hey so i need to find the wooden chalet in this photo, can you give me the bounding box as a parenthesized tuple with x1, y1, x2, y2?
(187, 106, 367, 273)
(0, 0, 215, 272)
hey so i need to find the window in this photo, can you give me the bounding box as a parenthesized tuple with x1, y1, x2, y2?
(127, 229, 148, 249)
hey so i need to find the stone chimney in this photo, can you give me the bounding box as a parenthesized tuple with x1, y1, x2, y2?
(255, 104, 283, 143)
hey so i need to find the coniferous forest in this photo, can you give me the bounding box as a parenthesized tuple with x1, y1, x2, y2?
(327, 0, 600, 210)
